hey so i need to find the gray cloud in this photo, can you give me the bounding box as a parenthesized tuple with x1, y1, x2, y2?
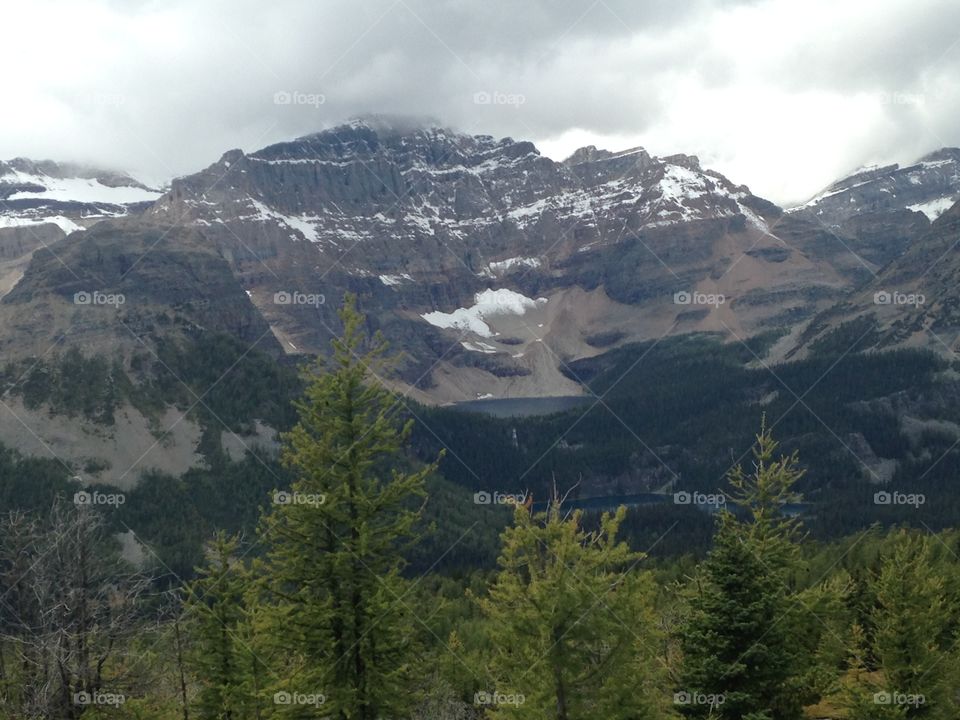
(1, 0, 957, 204)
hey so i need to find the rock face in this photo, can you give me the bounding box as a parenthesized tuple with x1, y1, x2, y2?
(120, 117, 853, 401)
(3, 119, 960, 482)
(3, 119, 956, 404)
(0, 159, 161, 301)
(787, 149, 960, 267)
(792, 198, 960, 358)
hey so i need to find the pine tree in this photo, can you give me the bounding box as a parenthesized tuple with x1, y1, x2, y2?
(258, 293, 437, 720)
(479, 500, 669, 720)
(839, 624, 907, 720)
(185, 531, 260, 720)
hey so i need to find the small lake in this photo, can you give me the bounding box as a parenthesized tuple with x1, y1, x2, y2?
(450, 395, 592, 418)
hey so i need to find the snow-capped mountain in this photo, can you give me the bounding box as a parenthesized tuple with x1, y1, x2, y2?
(120, 117, 857, 400)
(795, 149, 960, 223)
(0, 159, 160, 299)
(0, 158, 160, 233)
(4, 118, 952, 405)
(787, 149, 960, 268)
(3, 118, 960, 478)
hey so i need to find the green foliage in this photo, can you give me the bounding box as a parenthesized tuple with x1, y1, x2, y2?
(257, 293, 439, 719)
(479, 502, 671, 720)
(678, 424, 812, 720)
(410, 335, 950, 553)
(149, 331, 301, 433)
(837, 532, 958, 719)
(4, 347, 129, 424)
(185, 532, 265, 719)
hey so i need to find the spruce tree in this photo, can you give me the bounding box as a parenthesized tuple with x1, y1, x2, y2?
(678, 514, 792, 720)
(479, 501, 669, 720)
(678, 420, 808, 720)
(855, 532, 955, 718)
(185, 531, 260, 720)
(258, 293, 436, 719)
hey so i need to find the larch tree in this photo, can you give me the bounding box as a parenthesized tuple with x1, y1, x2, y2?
(479, 500, 669, 720)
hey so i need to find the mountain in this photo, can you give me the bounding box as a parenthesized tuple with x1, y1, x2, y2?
(2, 118, 957, 483)
(127, 117, 861, 401)
(786, 148, 960, 267)
(792, 196, 960, 357)
(0, 159, 160, 297)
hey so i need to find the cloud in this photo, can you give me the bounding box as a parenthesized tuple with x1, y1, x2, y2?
(0, 0, 957, 203)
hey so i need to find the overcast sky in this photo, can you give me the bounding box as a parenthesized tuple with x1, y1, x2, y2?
(2, 0, 958, 205)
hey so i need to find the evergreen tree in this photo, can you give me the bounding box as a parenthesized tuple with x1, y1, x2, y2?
(678, 514, 792, 720)
(725, 415, 804, 563)
(258, 293, 437, 719)
(678, 420, 808, 719)
(479, 500, 669, 720)
(845, 532, 956, 719)
(185, 531, 261, 720)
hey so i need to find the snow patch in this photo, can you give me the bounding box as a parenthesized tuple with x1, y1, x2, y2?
(421, 288, 547, 338)
(487, 256, 541, 274)
(461, 341, 498, 354)
(0, 214, 84, 234)
(907, 196, 956, 221)
(246, 199, 323, 243)
(1, 171, 160, 204)
(379, 273, 414, 286)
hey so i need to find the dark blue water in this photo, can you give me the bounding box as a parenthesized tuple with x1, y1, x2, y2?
(450, 395, 592, 418)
